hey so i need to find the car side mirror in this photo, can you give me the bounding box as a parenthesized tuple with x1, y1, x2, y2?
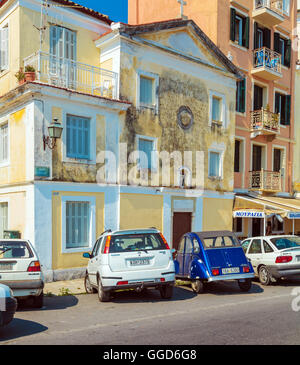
(83, 252, 91, 259)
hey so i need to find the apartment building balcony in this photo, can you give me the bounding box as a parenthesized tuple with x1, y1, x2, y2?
(250, 108, 280, 137)
(252, 0, 284, 27)
(251, 47, 282, 81)
(249, 169, 281, 192)
(23, 51, 118, 99)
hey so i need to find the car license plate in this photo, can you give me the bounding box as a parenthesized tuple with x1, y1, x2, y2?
(296, 256, 300, 262)
(0, 263, 13, 270)
(222, 267, 240, 274)
(130, 259, 150, 266)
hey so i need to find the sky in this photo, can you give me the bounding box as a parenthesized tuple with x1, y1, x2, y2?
(75, 0, 128, 23)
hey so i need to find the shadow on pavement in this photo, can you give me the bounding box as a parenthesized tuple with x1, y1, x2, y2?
(109, 286, 197, 303)
(177, 280, 264, 296)
(17, 295, 79, 312)
(0, 318, 48, 342)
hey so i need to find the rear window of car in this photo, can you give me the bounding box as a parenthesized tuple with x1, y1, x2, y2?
(108, 233, 166, 253)
(0, 241, 33, 259)
(270, 236, 300, 250)
(203, 235, 240, 249)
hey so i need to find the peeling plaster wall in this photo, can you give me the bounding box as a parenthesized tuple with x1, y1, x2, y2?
(118, 33, 236, 192)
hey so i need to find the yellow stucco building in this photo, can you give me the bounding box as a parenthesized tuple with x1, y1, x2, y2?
(0, 0, 242, 280)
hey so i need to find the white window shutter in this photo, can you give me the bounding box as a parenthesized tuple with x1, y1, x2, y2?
(0, 27, 9, 70)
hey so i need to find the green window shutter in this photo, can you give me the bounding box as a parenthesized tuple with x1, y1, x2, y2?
(230, 8, 236, 42)
(253, 22, 258, 49)
(243, 17, 250, 48)
(263, 28, 271, 49)
(274, 32, 280, 53)
(274, 92, 281, 114)
(284, 39, 291, 68)
(240, 79, 246, 113)
(285, 94, 291, 125)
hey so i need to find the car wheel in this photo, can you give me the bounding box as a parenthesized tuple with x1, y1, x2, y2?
(191, 280, 204, 294)
(159, 285, 173, 299)
(97, 278, 110, 302)
(32, 291, 44, 308)
(238, 278, 252, 292)
(84, 273, 97, 294)
(258, 265, 271, 286)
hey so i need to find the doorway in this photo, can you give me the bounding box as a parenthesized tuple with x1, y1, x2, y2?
(252, 218, 262, 237)
(172, 212, 192, 250)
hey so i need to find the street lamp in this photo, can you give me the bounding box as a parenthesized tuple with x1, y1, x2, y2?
(43, 118, 63, 150)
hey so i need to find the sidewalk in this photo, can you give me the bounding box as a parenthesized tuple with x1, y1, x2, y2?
(44, 278, 85, 296)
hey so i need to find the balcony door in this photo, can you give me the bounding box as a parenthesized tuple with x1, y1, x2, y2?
(253, 85, 264, 111)
(252, 145, 262, 171)
(50, 26, 77, 88)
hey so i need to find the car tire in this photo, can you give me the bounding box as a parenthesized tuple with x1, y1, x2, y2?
(238, 278, 252, 292)
(159, 285, 173, 299)
(84, 273, 97, 294)
(32, 291, 44, 309)
(191, 280, 204, 294)
(258, 265, 272, 286)
(97, 278, 110, 302)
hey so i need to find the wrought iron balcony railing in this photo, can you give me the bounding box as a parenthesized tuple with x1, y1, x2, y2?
(24, 51, 118, 99)
(250, 108, 280, 134)
(249, 169, 281, 192)
(253, 47, 282, 73)
(254, 0, 283, 16)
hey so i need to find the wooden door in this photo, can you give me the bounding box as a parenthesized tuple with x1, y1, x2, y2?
(172, 212, 192, 250)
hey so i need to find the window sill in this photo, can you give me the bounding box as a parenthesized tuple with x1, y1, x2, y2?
(62, 247, 92, 254)
(208, 176, 223, 181)
(236, 111, 246, 117)
(229, 41, 248, 52)
(63, 157, 95, 165)
(0, 69, 9, 78)
(0, 161, 10, 168)
(138, 105, 158, 114)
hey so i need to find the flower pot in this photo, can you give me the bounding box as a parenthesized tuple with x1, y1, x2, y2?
(24, 72, 36, 82)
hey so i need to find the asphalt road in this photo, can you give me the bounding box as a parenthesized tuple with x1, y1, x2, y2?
(1, 279, 300, 345)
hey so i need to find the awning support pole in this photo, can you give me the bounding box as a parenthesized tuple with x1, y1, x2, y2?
(293, 219, 295, 235)
(264, 216, 266, 235)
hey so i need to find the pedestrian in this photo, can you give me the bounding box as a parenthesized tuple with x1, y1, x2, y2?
(266, 221, 272, 236)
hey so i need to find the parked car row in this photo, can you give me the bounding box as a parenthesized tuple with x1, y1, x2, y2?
(0, 230, 299, 327)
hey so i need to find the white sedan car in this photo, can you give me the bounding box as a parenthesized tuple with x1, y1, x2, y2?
(0, 239, 44, 307)
(241, 235, 300, 285)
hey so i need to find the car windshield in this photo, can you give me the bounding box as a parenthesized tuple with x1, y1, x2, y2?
(0, 241, 33, 259)
(109, 233, 166, 253)
(202, 235, 240, 249)
(270, 237, 300, 250)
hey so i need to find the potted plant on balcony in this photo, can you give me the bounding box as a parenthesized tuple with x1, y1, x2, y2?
(15, 67, 25, 85)
(24, 65, 36, 82)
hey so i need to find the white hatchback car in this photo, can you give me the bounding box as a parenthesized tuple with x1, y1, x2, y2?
(241, 235, 300, 285)
(83, 228, 175, 302)
(0, 239, 44, 308)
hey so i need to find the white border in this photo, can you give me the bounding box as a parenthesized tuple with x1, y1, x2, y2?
(0, 118, 9, 168)
(61, 195, 96, 253)
(209, 90, 227, 128)
(136, 69, 159, 114)
(136, 134, 158, 171)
